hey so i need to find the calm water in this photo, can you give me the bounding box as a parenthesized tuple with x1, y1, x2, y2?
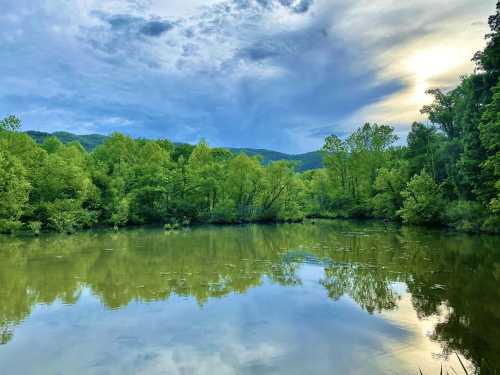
(0, 221, 499, 375)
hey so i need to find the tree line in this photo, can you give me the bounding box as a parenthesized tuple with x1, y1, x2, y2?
(1, 3, 499, 235)
(310, 3, 500, 233)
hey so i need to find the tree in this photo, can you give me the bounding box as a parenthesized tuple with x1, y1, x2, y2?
(301, 169, 332, 216)
(188, 140, 225, 218)
(322, 123, 398, 216)
(404, 121, 464, 200)
(0, 150, 31, 233)
(91, 133, 139, 225)
(479, 78, 500, 230)
(128, 141, 172, 223)
(259, 161, 297, 221)
(29, 143, 98, 232)
(420, 89, 459, 139)
(0, 115, 21, 132)
(397, 171, 445, 225)
(42, 136, 64, 154)
(473, 1, 500, 79)
(223, 153, 264, 221)
(372, 163, 408, 219)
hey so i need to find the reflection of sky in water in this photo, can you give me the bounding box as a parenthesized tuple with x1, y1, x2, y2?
(0, 263, 468, 375)
(2, 222, 495, 374)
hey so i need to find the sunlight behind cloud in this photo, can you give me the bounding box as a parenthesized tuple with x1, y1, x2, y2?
(342, 0, 492, 138)
(408, 46, 472, 105)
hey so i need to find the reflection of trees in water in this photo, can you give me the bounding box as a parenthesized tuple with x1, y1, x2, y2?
(0, 326, 13, 345)
(0, 221, 498, 373)
(401, 232, 500, 375)
(320, 264, 399, 314)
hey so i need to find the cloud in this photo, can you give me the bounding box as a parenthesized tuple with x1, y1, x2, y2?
(97, 12, 174, 37)
(140, 20, 174, 36)
(0, 0, 496, 152)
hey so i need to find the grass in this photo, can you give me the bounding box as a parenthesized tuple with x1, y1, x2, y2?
(418, 353, 470, 375)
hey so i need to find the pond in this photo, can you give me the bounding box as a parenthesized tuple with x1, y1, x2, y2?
(0, 221, 498, 374)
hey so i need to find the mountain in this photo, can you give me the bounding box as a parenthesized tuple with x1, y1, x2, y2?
(26, 131, 108, 152)
(25, 130, 323, 171)
(226, 148, 322, 171)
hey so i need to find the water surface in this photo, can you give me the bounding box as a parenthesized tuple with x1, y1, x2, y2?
(0, 221, 499, 374)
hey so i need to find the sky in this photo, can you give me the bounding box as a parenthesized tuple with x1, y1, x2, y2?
(0, 0, 496, 153)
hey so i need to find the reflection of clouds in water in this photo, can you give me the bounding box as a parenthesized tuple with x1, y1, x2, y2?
(374, 294, 473, 374)
(135, 342, 283, 375)
(0, 223, 497, 373)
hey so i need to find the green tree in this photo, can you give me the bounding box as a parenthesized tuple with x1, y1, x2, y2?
(128, 141, 172, 223)
(322, 123, 398, 217)
(397, 171, 445, 225)
(479, 78, 500, 230)
(42, 136, 64, 154)
(473, 1, 500, 79)
(0, 115, 21, 132)
(259, 161, 298, 221)
(372, 163, 408, 219)
(420, 89, 459, 139)
(0, 150, 31, 233)
(223, 153, 264, 221)
(30, 143, 98, 232)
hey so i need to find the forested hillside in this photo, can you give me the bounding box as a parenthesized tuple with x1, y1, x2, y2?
(26, 130, 323, 171)
(26, 131, 108, 152)
(1, 4, 499, 235)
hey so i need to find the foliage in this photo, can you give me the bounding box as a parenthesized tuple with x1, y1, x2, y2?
(0, 149, 31, 233)
(444, 201, 487, 232)
(26, 130, 323, 171)
(0, 115, 21, 132)
(1, 120, 309, 232)
(372, 163, 408, 219)
(398, 171, 445, 225)
(27, 221, 42, 236)
(321, 123, 398, 217)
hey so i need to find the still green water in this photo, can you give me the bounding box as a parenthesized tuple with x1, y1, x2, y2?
(0, 221, 499, 374)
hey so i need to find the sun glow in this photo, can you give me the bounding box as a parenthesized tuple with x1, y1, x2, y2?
(407, 47, 470, 105)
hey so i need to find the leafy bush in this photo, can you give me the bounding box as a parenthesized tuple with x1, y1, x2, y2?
(211, 199, 239, 223)
(44, 199, 98, 233)
(444, 201, 487, 232)
(27, 221, 42, 236)
(347, 203, 372, 219)
(109, 198, 130, 227)
(372, 165, 407, 220)
(0, 219, 23, 234)
(398, 171, 445, 225)
(481, 214, 500, 234)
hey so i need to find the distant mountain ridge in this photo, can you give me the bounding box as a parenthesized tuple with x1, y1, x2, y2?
(25, 130, 323, 171)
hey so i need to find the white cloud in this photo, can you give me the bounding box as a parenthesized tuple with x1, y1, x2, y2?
(333, 0, 494, 131)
